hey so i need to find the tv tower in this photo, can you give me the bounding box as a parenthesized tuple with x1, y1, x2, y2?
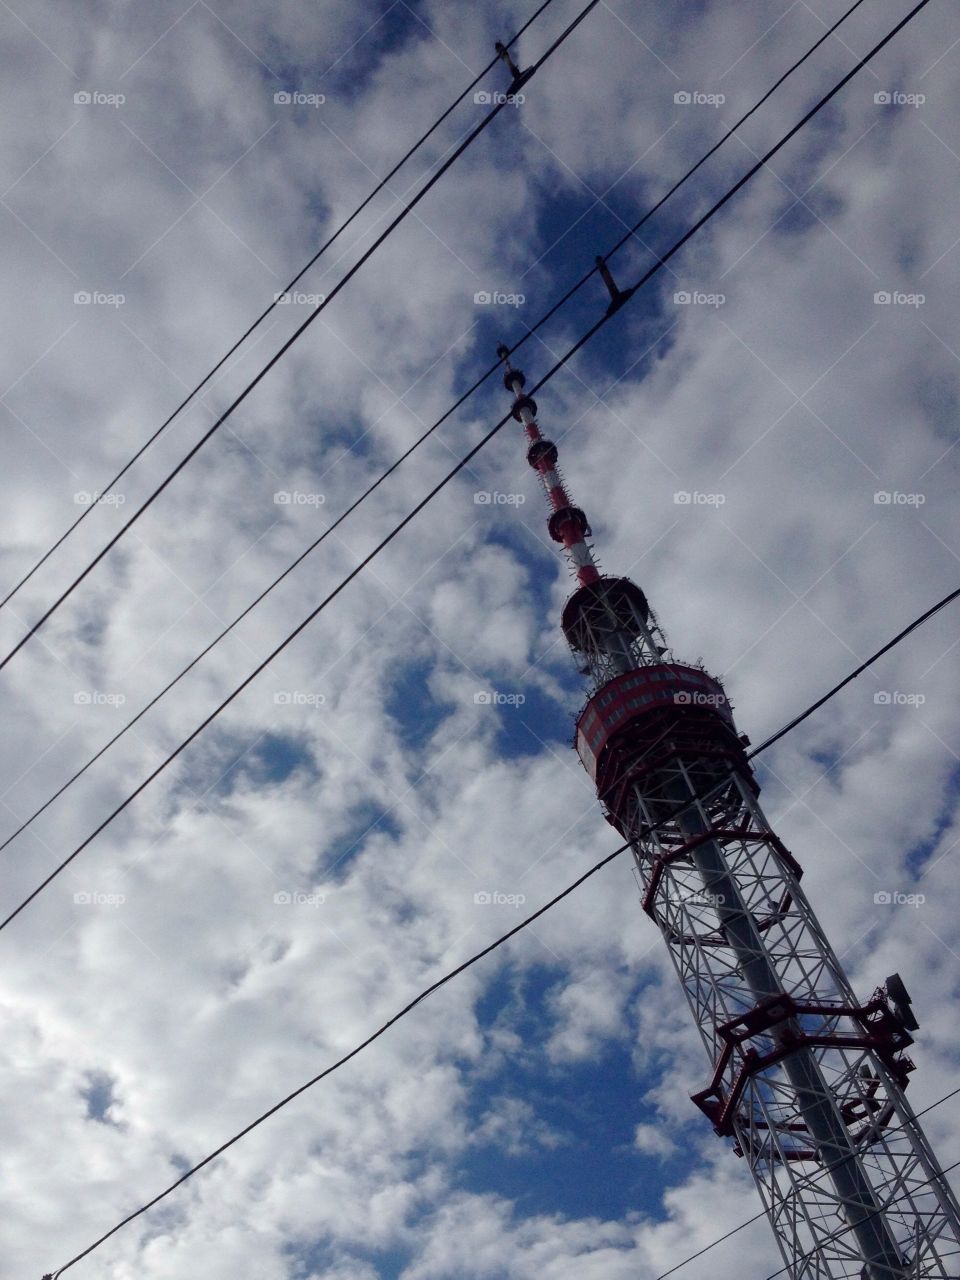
(497, 339, 960, 1278)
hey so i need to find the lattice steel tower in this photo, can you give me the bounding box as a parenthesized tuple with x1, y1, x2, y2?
(497, 342, 960, 1278)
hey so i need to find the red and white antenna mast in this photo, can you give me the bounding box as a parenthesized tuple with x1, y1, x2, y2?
(498, 342, 960, 1278)
(497, 342, 667, 684)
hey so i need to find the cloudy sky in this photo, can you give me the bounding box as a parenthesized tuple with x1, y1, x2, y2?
(1, 0, 959, 1276)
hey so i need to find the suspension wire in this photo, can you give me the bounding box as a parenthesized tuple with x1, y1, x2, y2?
(2, 0, 928, 935)
(41, 575, 960, 1276)
(747, 585, 960, 760)
(0, 0, 874, 864)
(0, 0, 603, 675)
(0, 0, 560, 616)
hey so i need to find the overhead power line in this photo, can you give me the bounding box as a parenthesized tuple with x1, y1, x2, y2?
(0, 0, 603, 675)
(40, 579, 960, 1277)
(0, 0, 873, 863)
(747, 586, 960, 759)
(0, 0, 934, 935)
(0, 0, 560, 617)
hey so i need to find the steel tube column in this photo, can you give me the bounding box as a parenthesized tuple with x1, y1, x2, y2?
(664, 774, 907, 1278)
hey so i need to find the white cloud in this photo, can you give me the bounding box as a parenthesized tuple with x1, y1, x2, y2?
(632, 1122, 675, 1159)
(1, 1, 959, 1277)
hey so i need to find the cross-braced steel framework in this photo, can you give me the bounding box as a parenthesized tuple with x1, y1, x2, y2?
(499, 348, 960, 1278)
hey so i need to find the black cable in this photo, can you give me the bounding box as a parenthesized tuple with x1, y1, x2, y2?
(0, 0, 874, 862)
(46, 848, 629, 1278)
(0, 0, 871, 655)
(0, 0, 602, 675)
(0, 0, 560, 617)
(41, 582, 960, 1276)
(747, 585, 960, 760)
(0, 0, 935, 936)
(28, 7, 952, 1274)
(2, 0, 920, 932)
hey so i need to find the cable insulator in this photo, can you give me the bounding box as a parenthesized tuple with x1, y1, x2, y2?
(495, 39, 534, 92)
(596, 255, 627, 314)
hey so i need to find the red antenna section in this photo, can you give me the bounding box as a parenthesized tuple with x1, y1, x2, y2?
(498, 345, 600, 589)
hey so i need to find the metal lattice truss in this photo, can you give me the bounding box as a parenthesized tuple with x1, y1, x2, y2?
(622, 755, 960, 1279)
(561, 574, 669, 688)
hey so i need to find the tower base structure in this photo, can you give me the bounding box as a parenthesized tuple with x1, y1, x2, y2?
(573, 652, 960, 1279)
